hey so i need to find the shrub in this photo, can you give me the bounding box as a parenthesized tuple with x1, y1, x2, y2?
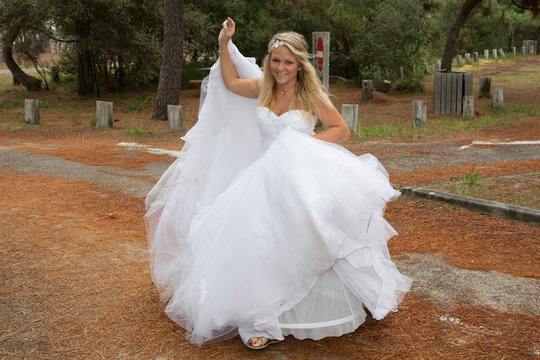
(393, 78, 425, 93)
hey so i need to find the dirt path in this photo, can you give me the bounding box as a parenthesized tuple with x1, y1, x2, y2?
(1, 57, 539, 359)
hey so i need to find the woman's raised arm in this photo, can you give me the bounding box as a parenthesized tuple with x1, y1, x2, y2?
(218, 18, 261, 99)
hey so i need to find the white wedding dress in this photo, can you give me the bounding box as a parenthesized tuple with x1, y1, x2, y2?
(145, 41, 412, 346)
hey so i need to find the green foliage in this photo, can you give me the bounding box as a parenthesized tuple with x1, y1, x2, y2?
(120, 96, 153, 113)
(181, 60, 213, 89)
(0, 100, 23, 109)
(89, 115, 97, 128)
(393, 78, 425, 93)
(2, 0, 538, 93)
(356, 124, 407, 139)
(124, 127, 145, 136)
(71, 116, 81, 125)
(450, 168, 481, 196)
(51, 0, 163, 92)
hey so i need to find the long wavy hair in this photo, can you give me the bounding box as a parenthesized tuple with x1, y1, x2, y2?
(258, 32, 334, 120)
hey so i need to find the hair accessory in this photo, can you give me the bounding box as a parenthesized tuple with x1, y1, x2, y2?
(272, 40, 287, 49)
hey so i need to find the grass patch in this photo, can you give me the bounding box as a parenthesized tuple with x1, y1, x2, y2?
(0, 100, 23, 109)
(355, 110, 512, 139)
(356, 124, 408, 139)
(123, 127, 145, 136)
(0, 76, 13, 85)
(120, 96, 152, 113)
(428, 172, 540, 208)
(89, 115, 97, 128)
(449, 168, 482, 196)
(71, 116, 82, 126)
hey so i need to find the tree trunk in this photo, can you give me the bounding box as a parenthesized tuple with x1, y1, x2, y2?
(153, 0, 184, 120)
(2, 25, 42, 91)
(441, 0, 484, 71)
(77, 48, 96, 96)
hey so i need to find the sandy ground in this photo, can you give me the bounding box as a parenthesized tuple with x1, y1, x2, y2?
(0, 56, 539, 359)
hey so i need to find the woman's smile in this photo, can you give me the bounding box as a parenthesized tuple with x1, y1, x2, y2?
(270, 46, 300, 88)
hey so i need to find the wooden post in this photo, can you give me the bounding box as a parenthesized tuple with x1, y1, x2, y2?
(362, 80, 372, 103)
(399, 66, 404, 79)
(493, 88, 504, 108)
(312, 32, 330, 90)
(465, 53, 470, 65)
(433, 71, 472, 116)
(433, 71, 442, 115)
(462, 96, 474, 118)
(412, 64, 416, 76)
(457, 55, 462, 67)
(24, 99, 39, 125)
(484, 50, 489, 60)
(167, 105, 183, 131)
(473, 52, 479, 62)
(341, 104, 359, 132)
(96, 101, 113, 128)
(498, 49, 505, 58)
(412, 100, 426, 128)
(478, 78, 491, 98)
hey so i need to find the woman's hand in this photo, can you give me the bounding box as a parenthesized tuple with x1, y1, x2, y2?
(218, 17, 235, 46)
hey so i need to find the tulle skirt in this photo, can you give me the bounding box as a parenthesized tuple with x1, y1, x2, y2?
(146, 126, 412, 345)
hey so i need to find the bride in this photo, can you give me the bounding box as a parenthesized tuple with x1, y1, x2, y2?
(145, 17, 412, 350)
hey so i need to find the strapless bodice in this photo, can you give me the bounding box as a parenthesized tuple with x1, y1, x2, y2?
(257, 107, 316, 153)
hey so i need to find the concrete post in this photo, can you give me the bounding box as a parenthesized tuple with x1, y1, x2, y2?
(498, 49, 505, 58)
(412, 100, 427, 128)
(523, 40, 538, 55)
(493, 88, 504, 108)
(492, 49, 498, 59)
(521, 46, 526, 54)
(424, 62, 429, 75)
(341, 104, 359, 132)
(484, 50, 489, 60)
(457, 55, 462, 67)
(24, 99, 39, 125)
(362, 80, 373, 103)
(96, 101, 113, 128)
(167, 105, 183, 131)
(399, 66, 404, 79)
(465, 53, 470, 65)
(512, 47, 516, 56)
(412, 64, 416, 76)
(435, 59, 441, 71)
(462, 96, 474, 118)
(478, 78, 491, 98)
(473, 52, 479, 62)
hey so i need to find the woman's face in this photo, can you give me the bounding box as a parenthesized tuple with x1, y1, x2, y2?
(269, 45, 301, 88)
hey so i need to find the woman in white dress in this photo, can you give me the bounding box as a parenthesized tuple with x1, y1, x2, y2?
(145, 17, 412, 350)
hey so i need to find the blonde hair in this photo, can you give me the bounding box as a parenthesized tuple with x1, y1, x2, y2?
(258, 32, 334, 120)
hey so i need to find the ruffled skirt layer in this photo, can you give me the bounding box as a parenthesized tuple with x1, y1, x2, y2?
(147, 127, 412, 345)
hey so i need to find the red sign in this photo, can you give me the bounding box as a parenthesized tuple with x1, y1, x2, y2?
(316, 37, 324, 72)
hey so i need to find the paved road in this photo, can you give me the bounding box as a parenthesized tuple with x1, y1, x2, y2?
(0, 68, 39, 75)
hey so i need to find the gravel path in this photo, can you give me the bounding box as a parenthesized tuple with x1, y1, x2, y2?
(1, 140, 539, 316)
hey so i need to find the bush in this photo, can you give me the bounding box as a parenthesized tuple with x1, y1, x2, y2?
(393, 78, 425, 93)
(375, 80, 393, 93)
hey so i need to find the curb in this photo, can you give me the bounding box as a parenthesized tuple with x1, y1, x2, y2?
(401, 186, 540, 227)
